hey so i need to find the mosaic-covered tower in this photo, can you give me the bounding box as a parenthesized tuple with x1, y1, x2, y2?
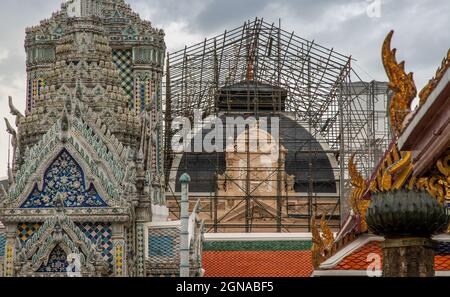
(0, 0, 204, 277)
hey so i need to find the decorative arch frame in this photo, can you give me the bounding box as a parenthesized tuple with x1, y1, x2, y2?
(14, 142, 121, 209)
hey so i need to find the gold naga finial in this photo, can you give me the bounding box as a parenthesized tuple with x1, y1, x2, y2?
(348, 154, 370, 232)
(311, 216, 323, 268)
(382, 30, 417, 138)
(320, 213, 334, 249)
(311, 213, 333, 268)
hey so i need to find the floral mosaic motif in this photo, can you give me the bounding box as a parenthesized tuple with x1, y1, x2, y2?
(76, 222, 114, 271)
(37, 245, 68, 273)
(21, 150, 107, 208)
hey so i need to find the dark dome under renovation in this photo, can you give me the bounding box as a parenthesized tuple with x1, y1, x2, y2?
(164, 18, 389, 232)
(166, 79, 340, 232)
(172, 80, 337, 195)
(172, 113, 337, 194)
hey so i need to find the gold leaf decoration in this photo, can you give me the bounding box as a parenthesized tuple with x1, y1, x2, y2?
(380, 145, 413, 191)
(382, 30, 417, 138)
(370, 143, 413, 193)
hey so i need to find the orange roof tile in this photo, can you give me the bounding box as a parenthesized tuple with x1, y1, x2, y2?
(203, 251, 313, 277)
(435, 256, 450, 271)
(335, 241, 382, 270)
(333, 241, 450, 271)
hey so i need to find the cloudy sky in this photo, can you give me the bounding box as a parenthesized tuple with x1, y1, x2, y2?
(0, 0, 449, 176)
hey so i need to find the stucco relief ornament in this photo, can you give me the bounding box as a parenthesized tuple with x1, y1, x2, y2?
(60, 107, 70, 143)
(15, 236, 30, 275)
(15, 237, 27, 265)
(127, 250, 136, 277)
(74, 79, 87, 102)
(76, 32, 92, 54)
(136, 111, 157, 175)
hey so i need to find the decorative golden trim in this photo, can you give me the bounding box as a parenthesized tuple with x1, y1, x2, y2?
(372, 144, 414, 193)
(382, 31, 417, 137)
(411, 150, 450, 206)
(419, 49, 450, 105)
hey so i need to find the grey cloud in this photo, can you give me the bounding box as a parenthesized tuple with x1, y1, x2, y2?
(192, 0, 272, 33)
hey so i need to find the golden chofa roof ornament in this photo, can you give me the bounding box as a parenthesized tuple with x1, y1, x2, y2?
(382, 30, 417, 138)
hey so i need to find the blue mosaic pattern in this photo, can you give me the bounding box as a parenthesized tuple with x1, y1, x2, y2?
(112, 49, 134, 108)
(37, 245, 68, 273)
(149, 235, 174, 257)
(0, 233, 6, 257)
(21, 150, 107, 208)
(76, 222, 114, 271)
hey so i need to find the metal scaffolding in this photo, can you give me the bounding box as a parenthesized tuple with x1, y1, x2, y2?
(163, 18, 390, 233)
